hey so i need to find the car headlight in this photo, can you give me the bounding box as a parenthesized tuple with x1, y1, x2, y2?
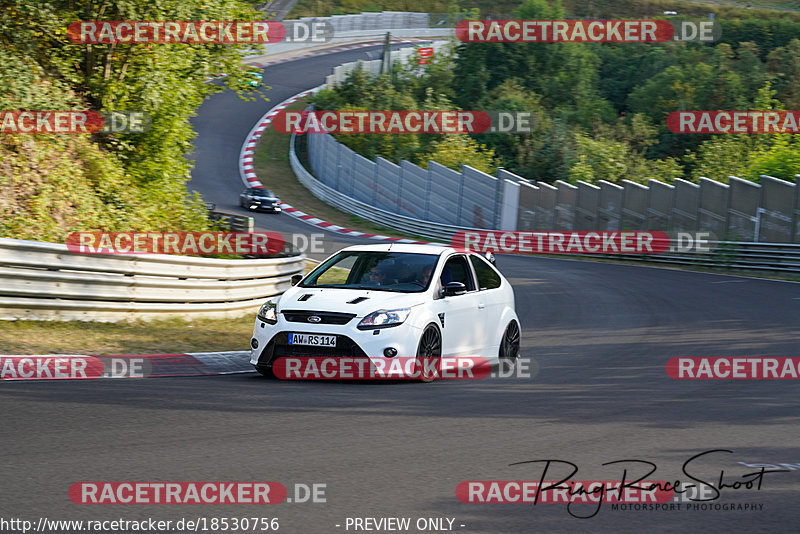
(257, 299, 279, 324)
(357, 308, 411, 330)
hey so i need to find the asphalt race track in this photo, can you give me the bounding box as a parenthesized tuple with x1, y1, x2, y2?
(187, 44, 414, 257)
(3, 46, 800, 533)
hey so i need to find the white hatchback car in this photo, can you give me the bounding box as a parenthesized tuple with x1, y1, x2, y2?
(249, 243, 520, 380)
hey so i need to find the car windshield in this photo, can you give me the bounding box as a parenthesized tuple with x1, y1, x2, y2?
(250, 189, 274, 197)
(301, 251, 440, 293)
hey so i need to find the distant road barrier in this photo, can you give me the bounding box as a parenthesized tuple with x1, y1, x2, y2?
(244, 11, 453, 59)
(610, 240, 800, 275)
(0, 237, 304, 322)
(209, 210, 255, 233)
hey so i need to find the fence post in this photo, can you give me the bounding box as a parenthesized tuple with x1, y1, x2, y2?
(499, 179, 520, 230)
(794, 175, 800, 243)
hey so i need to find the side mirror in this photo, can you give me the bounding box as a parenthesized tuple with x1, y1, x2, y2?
(484, 252, 496, 265)
(443, 281, 466, 297)
(291, 274, 302, 286)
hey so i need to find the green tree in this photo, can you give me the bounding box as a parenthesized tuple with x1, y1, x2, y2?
(0, 0, 264, 240)
(734, 41, 766, 96)
(0, 0, 263, 183)
(683, 84, 786, 183)
(472, 79, 544, 176)
(747, 136, 800, 182)
(766, 39, 800, 109)
(416, 135, 498, 174)
(313, 69, 431, 162)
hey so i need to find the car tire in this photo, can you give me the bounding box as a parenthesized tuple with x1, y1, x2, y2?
(499, 320, 520, 373)
(255, 364, 276, 379)
(415, 324, 442, 383)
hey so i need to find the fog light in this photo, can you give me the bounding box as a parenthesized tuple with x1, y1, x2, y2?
(384, 347, 397, 357)
(251, 338, 259, 349)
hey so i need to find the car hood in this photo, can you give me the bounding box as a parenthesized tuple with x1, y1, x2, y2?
(278, 287, 424, 317)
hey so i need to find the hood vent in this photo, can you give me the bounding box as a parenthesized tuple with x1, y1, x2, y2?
(297, 294, 313, 302)
(348, 297, 368, 304)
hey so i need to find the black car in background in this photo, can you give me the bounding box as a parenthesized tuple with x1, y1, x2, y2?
(239, 187, 281, 212)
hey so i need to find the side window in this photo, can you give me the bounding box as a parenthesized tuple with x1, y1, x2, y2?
(440, 255, 476, 292)
(470, 256, 502, 290)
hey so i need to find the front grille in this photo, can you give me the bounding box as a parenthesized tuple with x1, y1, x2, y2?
(281, 310, 356, 325)
(256, 332, 368, 366)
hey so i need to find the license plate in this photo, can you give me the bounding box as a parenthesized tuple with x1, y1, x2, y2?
(288, 333, 336, 347)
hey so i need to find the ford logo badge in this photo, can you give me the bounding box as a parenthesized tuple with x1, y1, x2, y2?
(308, 316, 321, 323)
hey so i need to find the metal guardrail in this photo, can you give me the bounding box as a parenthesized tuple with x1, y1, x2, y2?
(291, 134, 800, 276)
(0, 237, 305, 321)
(290, 11, 430, 31)
(244, 28, 453, 60)
(600, 241, 800, 275)
(0, 15, 444, 324)
(291, 133, 479, 243)
(243, 9, 452, 60)
(209, 210, 254, 233)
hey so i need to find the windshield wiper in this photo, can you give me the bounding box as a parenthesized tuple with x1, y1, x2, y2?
(349, 285, 400, 292)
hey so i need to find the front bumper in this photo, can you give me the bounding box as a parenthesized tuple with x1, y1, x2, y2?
(246, 202, 281, 212)
(249, 315, 421, 376)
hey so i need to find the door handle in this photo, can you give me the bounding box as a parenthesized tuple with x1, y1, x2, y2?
(478, 303, 485, 309)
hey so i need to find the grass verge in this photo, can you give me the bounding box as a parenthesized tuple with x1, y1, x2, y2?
(0, 256, 318, 355)
(0, 317, 255, 355)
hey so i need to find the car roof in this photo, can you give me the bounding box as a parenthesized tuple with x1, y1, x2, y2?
(338, 243, 457, 255)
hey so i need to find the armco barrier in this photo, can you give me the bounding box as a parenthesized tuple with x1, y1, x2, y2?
(293, 134, 800, 275)
(323, 40, 451, 86)
(209, 210, 254, 232)
(291, 134, 481, 242)
(0, 237, 304, 321)
(596, 241, 800, 275)
(244, 11, 452, 60)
